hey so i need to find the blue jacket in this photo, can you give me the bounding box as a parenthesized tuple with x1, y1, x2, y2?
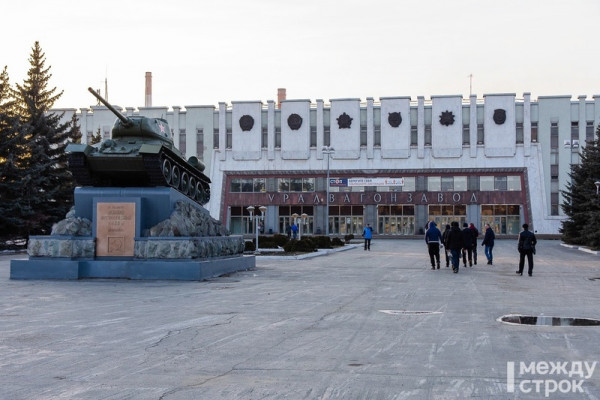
(425, 222, 442, 244)
(363, 226, 373, 239)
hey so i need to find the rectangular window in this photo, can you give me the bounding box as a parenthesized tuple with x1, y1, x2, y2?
(226, 129, 232, 149)
(196, 129, 204, 160)
(179, 130, 186, 154)
(427, 176, 441, 192)
(477, 124, 484, 143)
(586, 121, 595, 144)
(213, 128, 219, 149)
(410, 125, 418, 146)
(253, 178, 265, 193)
(571, 121, 579, 141)
(531, 122, 538, 142)
(424, 124, 432, 146)
(262, 128, 268, 149)
(230, 179, 242, 192)
(278, 178, 290, 192)
(550, 165, 559, 179)
(551, 192, 559, 216)
(480, 176, 494, 191)
(441, 176, 454, 191)
(468, 175, 480, 191)
(462, 124, 470, 145)
(494, 176, 507, 191)
(454, 176, 467, 191)
(516, 123, 523, 143)
(507, 176, 521, 191)
(550, 123, 558, 148)
(403, 177, 416, 191)
(303, 178, 315, 192)
(241, 178, 253, 192)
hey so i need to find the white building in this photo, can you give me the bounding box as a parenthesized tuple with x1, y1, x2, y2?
(54, 92, 600, 236)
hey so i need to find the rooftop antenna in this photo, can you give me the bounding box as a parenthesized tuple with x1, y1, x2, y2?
(104, 66, 108, 102)
(468, 73, 473, 97)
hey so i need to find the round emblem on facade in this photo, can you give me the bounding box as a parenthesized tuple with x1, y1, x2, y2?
(287, 113, 303, 130)
(239, 115, 254, 131)
(493, 109, 506, 125)
(388, 112, 402, 128)
(336, 112, 353, 129)
(439, 110, 455, 126)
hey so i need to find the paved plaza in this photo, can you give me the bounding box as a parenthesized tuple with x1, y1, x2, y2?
(1, 238, 599, 399)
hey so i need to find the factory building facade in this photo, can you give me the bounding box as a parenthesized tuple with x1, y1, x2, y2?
(55, 91, 600, 236)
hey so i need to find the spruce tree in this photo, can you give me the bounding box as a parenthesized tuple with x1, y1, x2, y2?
(13, 42, 78, 235)
(0, 66, 31, 237)
(560, 125, 600, 249)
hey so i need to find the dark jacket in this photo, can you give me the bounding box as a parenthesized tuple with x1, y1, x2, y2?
(461, 227, 474, 249)
(482, 227, 495, 247)
(446, 225, 463, 251)
(518, 229, 537, 253)
(425, 221, 442, 244)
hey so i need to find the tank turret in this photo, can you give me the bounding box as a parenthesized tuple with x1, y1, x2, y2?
(66, 88, 211, 205)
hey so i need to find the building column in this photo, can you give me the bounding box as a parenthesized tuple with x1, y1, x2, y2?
(470, 94, 477, 158)
(218, 102, 227, 161)
(267, 100, 275, 160)
(417, 96, 425, 159)
(366, 97, 374, 159)
(316, 99, 324, 159)
(79, 108, 89, 144)
(523, 92, 531, 157)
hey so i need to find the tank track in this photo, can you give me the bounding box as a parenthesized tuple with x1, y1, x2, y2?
(142, 148, 211, 206)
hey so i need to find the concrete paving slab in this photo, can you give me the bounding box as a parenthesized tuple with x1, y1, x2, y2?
(0, 239, 599, 399)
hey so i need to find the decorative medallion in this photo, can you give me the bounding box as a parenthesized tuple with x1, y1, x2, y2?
(439, 110, 455, 126)
(239, 115, 254, 131)
(388, 112, 402, 128)
(493, 109, 506, 125)
(336, 112, 353, 129)
(287, 113, 303, 130)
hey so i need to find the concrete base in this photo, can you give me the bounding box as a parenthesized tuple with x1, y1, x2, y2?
(10, 255, 255, 281)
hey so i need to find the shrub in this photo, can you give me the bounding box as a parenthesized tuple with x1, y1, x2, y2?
(311, 235, 332, 249)
(283, 237, 317, 253)
(344, 234, 355, 243)
(331, 237, 344, 247)
(271, 234, 290, 247)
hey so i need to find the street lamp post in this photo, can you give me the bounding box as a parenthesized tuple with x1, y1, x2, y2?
(247, 205, 266, 253)
(322, 146, 335, 235)
(300, 212, 308, 240)
(595, 181, 600, 196)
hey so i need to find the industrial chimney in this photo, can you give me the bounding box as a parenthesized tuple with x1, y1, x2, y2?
(145, 72, 152, 107)
(277, 88, 286, 108)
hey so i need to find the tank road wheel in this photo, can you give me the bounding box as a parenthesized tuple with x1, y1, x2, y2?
(180, 172, 190, 194)
(171, 165, 180, 189)
(188, 177, 197, 198)
(162, 159, 172, 184)
(194, 182, 204, 203)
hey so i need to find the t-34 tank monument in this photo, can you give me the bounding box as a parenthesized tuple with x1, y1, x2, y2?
(11, 88, 253, 280)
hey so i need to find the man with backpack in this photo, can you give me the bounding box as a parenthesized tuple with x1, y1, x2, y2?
(517, 223, 537, 276)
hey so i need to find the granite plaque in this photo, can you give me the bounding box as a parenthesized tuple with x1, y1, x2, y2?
(96, 202, 136, 257)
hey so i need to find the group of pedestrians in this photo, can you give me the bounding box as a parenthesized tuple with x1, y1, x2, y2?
(424, 221, 536, 275)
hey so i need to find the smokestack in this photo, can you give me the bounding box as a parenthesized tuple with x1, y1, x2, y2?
(277, 88, 286, 109)
(145, 72, 152, 107)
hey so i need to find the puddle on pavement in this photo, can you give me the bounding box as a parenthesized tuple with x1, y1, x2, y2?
(498, 314, 600, 326)
(379, 310, 442, 316)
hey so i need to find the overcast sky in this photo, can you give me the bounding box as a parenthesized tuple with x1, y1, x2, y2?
(3, 0, 599, 110)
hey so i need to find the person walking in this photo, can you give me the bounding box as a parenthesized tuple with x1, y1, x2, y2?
(442, 224, 451, 267)
(516, 223, 537, 276)
(461, 222, 474, 267)
(362, 223, 373, 251)
(291, 223, 298, 239)
(446, 221, 463, 273)
(469, 223, 479, 265)
(425, 221, 442, 269)
(481, 223, 495, 265)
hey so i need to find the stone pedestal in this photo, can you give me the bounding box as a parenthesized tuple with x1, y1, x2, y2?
(10, 187, 254, 281)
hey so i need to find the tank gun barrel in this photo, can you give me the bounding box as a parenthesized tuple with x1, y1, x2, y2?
(88, 87, 132, 127)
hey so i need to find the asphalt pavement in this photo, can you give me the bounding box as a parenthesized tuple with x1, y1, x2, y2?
(1, 238, 599, 399)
